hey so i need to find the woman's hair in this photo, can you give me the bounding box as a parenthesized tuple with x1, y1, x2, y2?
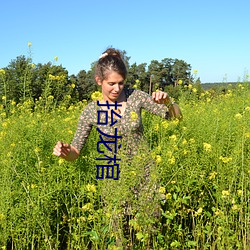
(95, 48, 127, 81)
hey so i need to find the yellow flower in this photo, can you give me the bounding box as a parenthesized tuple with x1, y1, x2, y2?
(0, 69, 6, 75)
(232, 204, 239, 211)
(130, 171, 136, 176)
(237, 189, 243, 196)
(188, 84, 193, 89)
(154, 123, 159, 131)
(34, 147, 41, 153)
(214, 209, 223, 216)
(178, 79, 183, 85)
(86, 184, 96, 193)
(193, 69, 198, 74)
(162, 120, 169, 128)
(28, 42, 32, 47)
(130, 111, 138, 121)
(234, 113, 242, 120)
(245, 106, 250, 112)
(71, 83, 76, 89)
(168, 156, 175, 165)
(222, 190, 230, 197)
(158, 186, 166, 194)
(155, 155, 162, 164)
(2, 96, 6, 100)
(165, 193, 172, 199)
(135, 79, 140, 83)
(58, 158, 65, 165)
(54, 56, 58, 62)
(189, 138, 195, 144)
(133, 84, 138, 89)
(81, 203, 93, 212)
(192, 88, 197, 93)
(219, 156, 232, 164)
(0, 213, 5, 221)
(91, 91, 103, 101)
(195, 207, 203, 216)
(203, 142, 212, 152)
(169, 134, 177, 141)
(48, 74, 55, 80)
(245, 132, 250, 138)
(48, 95, 54, 100)
(208, 171, 217, 180)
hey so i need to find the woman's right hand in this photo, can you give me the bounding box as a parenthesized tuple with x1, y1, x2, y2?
(53, 141, 71, 158)
(53, 141, 80, 161)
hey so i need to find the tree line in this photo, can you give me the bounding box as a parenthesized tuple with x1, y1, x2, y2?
(0, 51, 200, 106)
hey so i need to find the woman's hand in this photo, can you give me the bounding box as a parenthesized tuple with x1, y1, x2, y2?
(152, 91, 171, 105)
(53, 141, 80, 161)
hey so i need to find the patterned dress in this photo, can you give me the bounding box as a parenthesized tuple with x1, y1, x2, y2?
(71, 88, 169, 155)
(72, 88, 171, 239)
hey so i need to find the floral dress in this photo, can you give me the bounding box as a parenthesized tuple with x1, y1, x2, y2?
(72, 88, 171, 238)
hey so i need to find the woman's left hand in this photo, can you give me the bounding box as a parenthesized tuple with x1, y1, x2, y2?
(152, 91, 171, 104)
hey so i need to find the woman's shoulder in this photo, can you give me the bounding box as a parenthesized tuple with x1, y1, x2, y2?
(125, 88, 149, 100)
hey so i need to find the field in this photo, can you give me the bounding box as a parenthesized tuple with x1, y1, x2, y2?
(0, 83, 249, 249)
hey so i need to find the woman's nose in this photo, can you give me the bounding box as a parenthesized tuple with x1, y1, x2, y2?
(114, 84, 120, 92)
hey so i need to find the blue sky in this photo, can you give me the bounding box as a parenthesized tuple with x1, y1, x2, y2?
(1, 0, 249, 83)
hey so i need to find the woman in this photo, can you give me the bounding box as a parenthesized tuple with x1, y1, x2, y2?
(53, 47, 182, 246)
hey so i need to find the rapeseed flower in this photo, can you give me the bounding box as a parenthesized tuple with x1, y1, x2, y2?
(203, 142, 212, 152)
(28, 42, 32, 47)
(219, 156, 232, 164)
(169, 134, 177, 141)
(165, 193, 172, 199)
(208, 171, 217, 180)
(234, 113, 242, 120)
(0, 69, 5, 75)
(158, 186, 166, 194)
(130, 111, 138, 121)
(194, 207, 203, 216)
(0, 214, 5, 221)
(91, 91, 103, 101)
(232, 204, 239, 211)
(161, 120, 168, 128)
(178, 79, 183, 85)
(81, 203, 93, 212)
(154, 123, 159, 131)
(155, 155, 162, 164)
(54, 56, 58, 62)
(86, 184, 96, 193)
(222, 190, 230, 197)
(168, 156, 175, 165)
(237, 189, 243, 196)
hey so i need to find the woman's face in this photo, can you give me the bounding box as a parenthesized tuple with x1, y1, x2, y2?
(96, 71, 125, 102)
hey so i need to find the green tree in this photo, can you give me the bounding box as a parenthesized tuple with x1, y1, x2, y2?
(4, 55, 33, 102)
